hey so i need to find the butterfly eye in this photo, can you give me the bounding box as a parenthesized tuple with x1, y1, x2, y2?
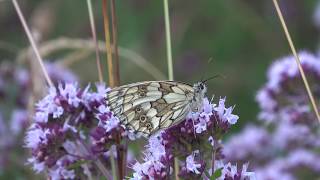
(200, 84, 204, 90)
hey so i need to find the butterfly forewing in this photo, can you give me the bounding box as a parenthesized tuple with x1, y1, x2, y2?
(106, 81, 194, 136)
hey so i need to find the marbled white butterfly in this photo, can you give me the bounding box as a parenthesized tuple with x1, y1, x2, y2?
(106, 81, 207, 137)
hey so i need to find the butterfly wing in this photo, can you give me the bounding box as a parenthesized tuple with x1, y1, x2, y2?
(106, 81, 194, 136)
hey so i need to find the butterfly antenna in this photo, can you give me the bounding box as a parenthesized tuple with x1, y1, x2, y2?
(202, 74, 226, 84)
(200, 57, 215, 82)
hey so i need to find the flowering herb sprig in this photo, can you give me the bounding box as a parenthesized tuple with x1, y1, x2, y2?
(224, 52, 320, 179)
(24, 80, 256, 179)
(0, 62, 77, 175)
(25, 82, 116, 179)
(256, 51, 320, 125)
(130, 97, 255, 180)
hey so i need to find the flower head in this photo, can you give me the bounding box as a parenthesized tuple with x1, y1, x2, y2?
(25, 82, 119, 179)
(256, 52, 320, 125)
(185, 150, 202, 174)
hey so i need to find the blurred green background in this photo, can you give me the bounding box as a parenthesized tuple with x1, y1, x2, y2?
(0, 0, 319, 132)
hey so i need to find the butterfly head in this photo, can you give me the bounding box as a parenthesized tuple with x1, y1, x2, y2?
(193, 82, 207, 96)
(190, 82, 207, 112)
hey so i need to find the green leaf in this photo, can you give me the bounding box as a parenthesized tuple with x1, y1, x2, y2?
(67, 159, 89, 169)
(204, 170, 212, 179)
(211, 168, 223, 180)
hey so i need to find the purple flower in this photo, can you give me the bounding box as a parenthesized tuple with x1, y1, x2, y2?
(27, 157, 45, 173)
(129, 96, 243, 179)
(256, 51, 320, 124)
(194, 117, 208, 133)
(214, 97, 239, 124)
(213, 160, 256, 180)
(10, 109, 28, 135)
(223, 125, 272, 163)
(14, 68, 29, 88)
(25, 124, 50, 149)
(186, 150, 202, 174)
(48, 155, 76, 180)
(25, 82, 116, 179)
(130, 132, 170, 179)
(96, 105, 120, 132)
(284, 149, 320, 173)
(0, 61, 79, 175)
(254, 149, 320, 180)
(58, 83, 82, 108)
(208, 136, 214, 147)
(272, 121, 318, 150)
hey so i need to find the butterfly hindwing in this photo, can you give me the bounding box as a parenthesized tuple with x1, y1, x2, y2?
(106, 81, 194, 136)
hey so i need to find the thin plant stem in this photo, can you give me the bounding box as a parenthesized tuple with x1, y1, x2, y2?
(109, 1, 124, 179)
(174, 158, 180, 180)
(272, 0, 320, 124)
(102, 0, 114, 87)
(86, 0, 104, 83)
(163, 0, 174, 81)
(211, 140, 215, 175)
(12, 0, 53, 87)
(76, 137, 112, 179)
(102, 1, 123, 179)
(163, 1, 178, 179)
(110, 152, 117, 180)
(110, 0, 120, 86)
(110, 0, 126, 178)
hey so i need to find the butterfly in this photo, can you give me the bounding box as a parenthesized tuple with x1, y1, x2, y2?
(105, 81, 207, 137)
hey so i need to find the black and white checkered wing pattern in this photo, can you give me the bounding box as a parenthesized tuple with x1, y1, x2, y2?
(106, 81, 194, 136)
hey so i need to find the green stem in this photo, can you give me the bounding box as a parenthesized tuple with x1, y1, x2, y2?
(110, 148, 118, 180)
(163, 0, 174, 80)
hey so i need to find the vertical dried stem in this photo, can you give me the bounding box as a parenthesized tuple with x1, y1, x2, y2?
(86, 1, 112, 178)
(102, 1, 118, 178)
(12, 0, 53, 87)
(86, 0, 104, 83)
(163, 0, 174, 81)
(110, 0, 120, 86)
(102, 1, 123, 179)
(110, 0, 126, 178)
(272, 0, 320, 124)
(102, 0, 114, 87)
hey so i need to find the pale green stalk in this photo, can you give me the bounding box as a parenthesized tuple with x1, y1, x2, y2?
(163, 1, 179, 179)
(163, 0, 174, 80)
